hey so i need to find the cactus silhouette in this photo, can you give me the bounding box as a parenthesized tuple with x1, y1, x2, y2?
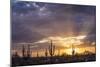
(27, 44, 31, 57)
(48, 40, 55, 57)
(37, 51, 39, 57)
(45, 48, 48, 57)
(72, 44, 75, 56)
(22, 45, 25, 57)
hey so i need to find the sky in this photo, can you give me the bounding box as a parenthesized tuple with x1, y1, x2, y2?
(11, 0, 96, 56)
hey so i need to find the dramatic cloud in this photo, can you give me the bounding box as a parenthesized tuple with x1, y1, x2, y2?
(11, 1, 96, 50)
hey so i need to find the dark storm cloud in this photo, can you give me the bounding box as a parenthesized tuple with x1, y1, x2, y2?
(82, 34, 96, 44)
(12, 20, 45, 43)
(72, 5, 96, 15)
(11, 1, 96, 49)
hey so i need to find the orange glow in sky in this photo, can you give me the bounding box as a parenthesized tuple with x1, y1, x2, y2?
(34, 35, 87, 48)
(12, 35, 96, 57)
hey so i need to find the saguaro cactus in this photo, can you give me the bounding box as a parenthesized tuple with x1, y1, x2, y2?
(37, 51, 39, 57)
(27, 44, 31, 57)
(48, 40, 55, 57)
(45, 48, 48, 57)
(72, 44, 75, 56)
(22, 45, 25, 57)
(13, 51, 19, 58)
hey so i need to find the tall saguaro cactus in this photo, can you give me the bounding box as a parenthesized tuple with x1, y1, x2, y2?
(72, 44, 75, 56)
(45, 48, 48, 57)
(22, 45, 25, 57)
(27, 44, 31, 57)
(37, 51, 39, 57)
(48, 40, 55, 57)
